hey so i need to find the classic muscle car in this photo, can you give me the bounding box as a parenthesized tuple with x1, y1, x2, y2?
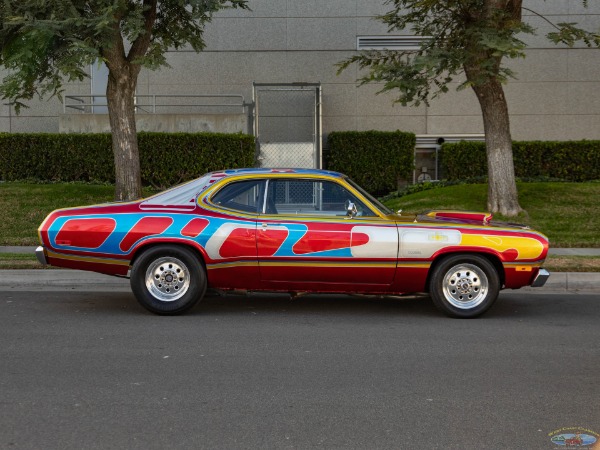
(36, 168, 549, 317)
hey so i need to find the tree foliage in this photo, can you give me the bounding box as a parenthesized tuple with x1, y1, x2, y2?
(0, 0, 249, 201)
(338, 0, 598, 107)
(0, 0, 248, 110)
(338, 0, 599, 216)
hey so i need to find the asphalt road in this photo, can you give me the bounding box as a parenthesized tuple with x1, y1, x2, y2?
(1, 290, 598, 450)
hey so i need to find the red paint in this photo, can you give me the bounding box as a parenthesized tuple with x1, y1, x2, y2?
(208, 265, 261, 290)
(119, 217, 173, 252)
(291, 230, 370, 255)
(181, 218, 209, 238)
(47, 255, 129, 277)
(504, 267, 538, 289)
(258, 229, 289, 257)
(259, 264, 395, 285)
(292, 231, 351, 255)
(55, 218, 116, 248)
(351, 232, 370, 247)
(501, 248, 519, 261)
(219, 228, 256, 258)
(431, 211, 492, 223)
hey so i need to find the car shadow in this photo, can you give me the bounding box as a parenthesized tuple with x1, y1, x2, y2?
(47, 290, 596, 322)
(70, 290, 442, 318)
(194, 291, 441, 318)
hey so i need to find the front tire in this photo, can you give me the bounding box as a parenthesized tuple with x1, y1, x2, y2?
(429, 254, 500, 318)
(130, 245, 206, 315)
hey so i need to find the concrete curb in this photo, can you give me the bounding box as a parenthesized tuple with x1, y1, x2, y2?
(0, 269, 598, 293)
(523, 272, 600, 292)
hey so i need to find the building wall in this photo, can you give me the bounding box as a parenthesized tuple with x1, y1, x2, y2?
(0, 0, 598, 141)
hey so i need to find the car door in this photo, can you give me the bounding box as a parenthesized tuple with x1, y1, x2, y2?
(256, 177, 398, 286)
(202, 179, 264, 289)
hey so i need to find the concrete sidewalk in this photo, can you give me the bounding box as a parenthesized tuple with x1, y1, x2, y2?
(0, 246, 40, 254)
(0, 270, 131, 292)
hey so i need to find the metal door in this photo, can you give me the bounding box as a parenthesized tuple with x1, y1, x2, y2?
(253, 83, 322, 169)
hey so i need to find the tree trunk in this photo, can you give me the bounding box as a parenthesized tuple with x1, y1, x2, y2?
(106, 64, 142, 202)
(101, 1, 158, 202)
(461, 0, 523, 217)
(470, 79, 522, 216)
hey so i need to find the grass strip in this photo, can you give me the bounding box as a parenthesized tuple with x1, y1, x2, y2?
(1, 180, 598, 248)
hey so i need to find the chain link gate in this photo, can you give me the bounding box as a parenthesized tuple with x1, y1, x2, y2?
(253, 83, 322, 169)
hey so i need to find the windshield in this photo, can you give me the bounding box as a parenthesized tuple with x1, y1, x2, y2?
(345, 177, 393, 215)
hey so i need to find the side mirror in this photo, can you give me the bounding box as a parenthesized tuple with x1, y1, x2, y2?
(345, 200, 358, 218)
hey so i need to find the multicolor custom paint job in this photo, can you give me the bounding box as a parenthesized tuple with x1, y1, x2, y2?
(37, 168, 550, 295)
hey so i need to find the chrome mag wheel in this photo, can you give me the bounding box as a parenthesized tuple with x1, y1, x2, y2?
(442, 263, 488, 310)
(145, 256, 190, 302)
(131, 245, 207, 315)
(429, 255, 500, 318)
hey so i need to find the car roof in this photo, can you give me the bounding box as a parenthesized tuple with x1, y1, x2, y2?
(139, 168, 346, 210)
(209, 168, 345, 179)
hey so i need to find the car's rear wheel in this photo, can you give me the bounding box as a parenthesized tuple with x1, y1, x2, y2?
(130, 245, 206, 315)
(429, 254, 500, 318)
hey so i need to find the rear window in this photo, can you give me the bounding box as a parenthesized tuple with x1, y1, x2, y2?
(140, 173, 226, 211)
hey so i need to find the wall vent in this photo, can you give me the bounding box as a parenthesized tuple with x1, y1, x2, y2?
(356, 35, 428, 51)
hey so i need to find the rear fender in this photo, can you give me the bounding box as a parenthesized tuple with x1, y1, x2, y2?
(129, 238, 209, 270)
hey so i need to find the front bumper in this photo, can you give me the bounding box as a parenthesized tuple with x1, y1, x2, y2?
(35, 246, 48, 265)
(531, 268, 550, 287)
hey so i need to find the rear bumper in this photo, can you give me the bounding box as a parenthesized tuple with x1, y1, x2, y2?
(531, 268, 550, 287)
(35, 246, 48, 265)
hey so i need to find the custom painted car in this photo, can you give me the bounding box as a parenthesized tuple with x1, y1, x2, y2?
(36, 168, 550, 317)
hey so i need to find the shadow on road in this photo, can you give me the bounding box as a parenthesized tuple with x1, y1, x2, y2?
(5, 290, 595, 323)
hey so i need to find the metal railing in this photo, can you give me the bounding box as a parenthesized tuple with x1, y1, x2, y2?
(63, 94, 247, 114)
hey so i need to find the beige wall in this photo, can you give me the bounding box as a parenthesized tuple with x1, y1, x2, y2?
(1, 0, 598, 141)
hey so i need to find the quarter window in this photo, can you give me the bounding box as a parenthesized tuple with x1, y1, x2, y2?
(211, 180, 265, 214)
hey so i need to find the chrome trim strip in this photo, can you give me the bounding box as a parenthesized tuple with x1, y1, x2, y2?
(262, 179, 269, 214)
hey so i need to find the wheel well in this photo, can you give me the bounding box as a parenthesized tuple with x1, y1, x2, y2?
(425, 252, 505, 292)
(130, 242, 207, 270)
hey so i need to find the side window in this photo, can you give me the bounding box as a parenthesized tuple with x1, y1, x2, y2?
(211, 180, 265, 214)
(266, 179, 375, 217)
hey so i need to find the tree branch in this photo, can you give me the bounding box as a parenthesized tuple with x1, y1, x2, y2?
(127, 0, 158, 63)
(521, 7, 561, 31)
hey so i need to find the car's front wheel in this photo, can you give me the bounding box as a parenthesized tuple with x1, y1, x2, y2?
(429, 254, 500, 318)
(130, 245, 206, 315)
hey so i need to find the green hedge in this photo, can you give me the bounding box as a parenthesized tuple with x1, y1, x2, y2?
(326, 130, 415, 195)
(138, 133, 255, 187)
(441, 140, 600, 181)
(0, 132, 255, 187)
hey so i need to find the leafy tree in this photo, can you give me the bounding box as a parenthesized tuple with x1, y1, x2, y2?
(0, 0, 249, 201)
(338, 0, 599, 216)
